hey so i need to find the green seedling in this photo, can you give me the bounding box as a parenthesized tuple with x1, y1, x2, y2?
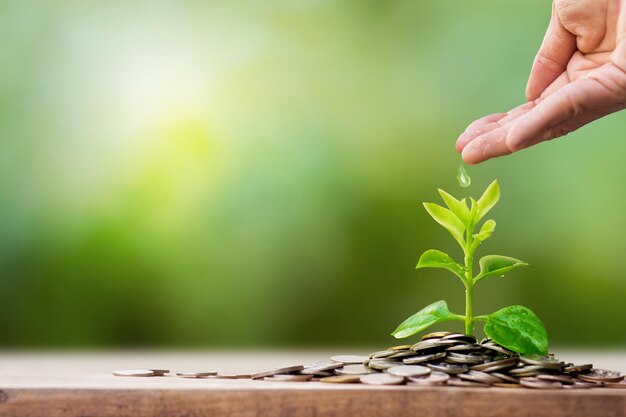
(391, 180, 548, 355)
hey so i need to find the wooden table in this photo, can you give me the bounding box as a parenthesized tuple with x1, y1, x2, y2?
(0, 350, 624, 417)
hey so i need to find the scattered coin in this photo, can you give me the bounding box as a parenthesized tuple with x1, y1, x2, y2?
(402, 352, 446, 364)
(113, 369, 154, 377)
(265, 374, 313, 382)
(360, 373, 405, 385)
(387, 365, 431, 378)
(176, 371, 218, 378)
(407, 371, 450, 386)
(603, 380, 626, 389)
(563, 364, 593, 374)
(492, 383, 522, 388)
(320, 375, 361, 383)
(370, 350, 397, 359)
(335, 364, 377, 375)
(301, 361, 344, 375)
(537, 374, 574, 385)
(251, 365, 304, 380)
(519, 377, 563, 389)
(447, 377, 489, 387)
(577, 369, 624, 383)
(330, 355, 369, 364)
(214, 372, 251, 379)
(458, 370, 501, 385)
(427, 362, 468, 375)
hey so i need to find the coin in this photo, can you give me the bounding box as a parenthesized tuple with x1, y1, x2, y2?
(577, 369, 624, 383)
(427, 362, 469, 375)
(441, 333, 477, 344)
(301, 361, 344, 375)
(370, 350, 397, 359)
(411, 339, 457, 352)
(537, 374, 574, 385)
(422, 331, 453, 340)
(407, 371, 450, 385)
(519, 377, 563, 389)
(215, 372, 251, 379)
(335, 364, 377, 375)
(447, 377, 489, 387)
(320, 375, 361, 383)
(480, 343, 517, 356)
(360, 373, 405, 385)
(149, 369, 169, 376)
(388, 345, 413, 351)
(445, 352, 487, 365)
(603, 380, 626, 389)
(563, 364, 593, 374)
(113, 369, 154, 377)
(490, 372, 518, 383)
(176, 371, 218, 378)
(458, 370, 501, 385)
(387, 365, 431, 378)
(446, 344, 483, 352)
(520, 356, 564, 369)
(402, 352, 446, 364)
(492, 383, 522, 388)
(330, 355, 369, 364)
(367, 359, 401, 370)
(265, 374, 313, 382)
(252, 365, 304, 380)
(471, 357, 519, 372)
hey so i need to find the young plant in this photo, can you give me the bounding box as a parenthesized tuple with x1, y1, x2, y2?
(391, 180, 548, 356)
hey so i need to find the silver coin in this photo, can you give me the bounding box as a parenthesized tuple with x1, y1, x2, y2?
(537, 374, 575, 385)
(113, 369, 154, 377)
(491, 372, 518, 383)
(509, 365, 551, 376)
(447, 377, 489, 387)
(367, 359, 401, 370)
(410, 340, 457, 353)
(320, 375, 361, 383)
(458, 370, 501, 385)
(603, 380, 626, 389)
(265, 374, 313, 382)
(176, 371, 218, 378)
(402, 352, 446, 364)
(446, 344, 483, 353)
(441, 333, 477, 344)
(422, 331, 453, 340)
(387, 365, 431, 378)
(427, 362, 468, 375)
(563, 381, 597, 389)
(360, 373, 405, 385)
(480, 343, 517, 356)
(563, 363, 593, 374)
(519, 377, 563, 389)
(577, 369, 624, 383)
(520, 356, 564, 369)
(330, 355, 369, 364)
(407, 371, 450, 385)
(369, 350, 397, 359)
(251, 365, 304, 380)
(445, 352, 487, 365)
(471, 357, 519, 372)
(301, 361, 344, 375)
(335, 364, 377, 375)
(214, 372, 251, 379)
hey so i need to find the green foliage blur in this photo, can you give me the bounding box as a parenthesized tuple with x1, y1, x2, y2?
(0, 0, 624, 348)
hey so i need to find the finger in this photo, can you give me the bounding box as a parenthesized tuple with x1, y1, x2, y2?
(456, 102, 536, 153)
(509, 68, 626, 151)
(539, 71, 570, 98)
(525, 3, 577, 101)
(456, 113, 507, 152)
(461, 124, 513, 165)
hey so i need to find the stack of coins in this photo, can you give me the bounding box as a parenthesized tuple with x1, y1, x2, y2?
(113, 332, 625, 389)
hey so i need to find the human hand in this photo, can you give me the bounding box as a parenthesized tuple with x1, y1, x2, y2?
(456, 0, 626, 164)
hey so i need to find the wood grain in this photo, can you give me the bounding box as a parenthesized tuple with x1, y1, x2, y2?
(0, 351, 624, 417)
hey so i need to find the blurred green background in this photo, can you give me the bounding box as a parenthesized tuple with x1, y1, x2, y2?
(0, 0, 624, 348)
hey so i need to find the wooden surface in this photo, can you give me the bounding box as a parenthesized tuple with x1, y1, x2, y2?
(0, 350, 624, 417)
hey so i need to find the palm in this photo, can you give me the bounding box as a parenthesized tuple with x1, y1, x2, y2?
(457, 0, 626, 164)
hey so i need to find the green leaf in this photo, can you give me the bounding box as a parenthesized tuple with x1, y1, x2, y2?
(476, 180, 500, 222)
(416, 249, 465, 281)
(484, 305, 548, 355)
(423, 202, 465, 247)
(391, 300, 463, 339)
(474, 219, 496, 242)
(438, 189, 470, 226)
(474, 255, 529, 283)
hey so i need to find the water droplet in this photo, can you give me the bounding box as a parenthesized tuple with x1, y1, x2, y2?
(457, 164, 471, 188)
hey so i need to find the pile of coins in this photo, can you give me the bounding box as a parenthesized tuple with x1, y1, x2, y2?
(113, 332, 625, 389)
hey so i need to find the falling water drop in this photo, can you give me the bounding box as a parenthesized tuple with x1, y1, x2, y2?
(457, 164, 471, 188)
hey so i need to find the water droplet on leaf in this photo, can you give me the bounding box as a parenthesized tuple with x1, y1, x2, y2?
(457, 164, 471, 188)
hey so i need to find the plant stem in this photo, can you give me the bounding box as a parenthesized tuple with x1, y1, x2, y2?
(464, 232, 475, 335)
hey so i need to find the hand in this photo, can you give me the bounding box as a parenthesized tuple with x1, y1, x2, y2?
(456, 0, 626, 164)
